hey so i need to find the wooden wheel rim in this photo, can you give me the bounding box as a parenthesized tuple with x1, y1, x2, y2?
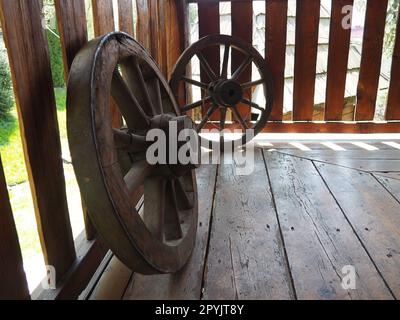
(170, 34, 274, 148)
(67, 32, 198, 274)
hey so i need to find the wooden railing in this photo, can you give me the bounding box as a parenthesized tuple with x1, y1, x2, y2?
(0, 0, 399, 300)
(190, 0, 400, 133)
(0, 0, 184, 300)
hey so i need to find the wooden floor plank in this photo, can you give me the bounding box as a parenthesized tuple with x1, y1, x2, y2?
(123, 165, 218, 300)
(373, 172, 400, 181)
(202, 150, 294, 300)
(374, 175, 400, 203)
(264, 151, 393, 300)
(315, 162, 400, 298)
(89, 256, 132, 300)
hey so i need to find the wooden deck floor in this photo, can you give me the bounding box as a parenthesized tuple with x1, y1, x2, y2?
(84, 140, 400, 300)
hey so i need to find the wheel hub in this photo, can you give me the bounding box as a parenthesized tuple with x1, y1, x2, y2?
(209, 79, 243, 107)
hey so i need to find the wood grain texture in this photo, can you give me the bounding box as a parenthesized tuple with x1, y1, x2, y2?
(91, 0, 122, 128)
(198, 1, 220, 118)
(55, 0, 88, 80)
(374, 174, 400, 201)
(316, 162, 400, 298)
(325, 0, 354, 121)
(0, 156, 30, 300)
(293, 0, 320, 121)
(231, 0, 252, 119)
(265, 151, 393, 300)
(118, 0, 134, 36)
(355, 0, 388, 121)
(54, 0, 96, 241)
(0, 0, 76, 278)
(124, 165, 218, 300)
(386, 6, 400, 120)
(136, 0, 150, 50)
(202, 150, 294, 300)
(266, 0, 288, 121)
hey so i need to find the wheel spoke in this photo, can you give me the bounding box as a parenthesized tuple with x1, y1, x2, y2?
(111, 71, 150, 129)
(133, 59, 157, 116)
(144, 177, 166, 241)
(220, 107, 227, 131)
(231, 106, 249, 131)
(241, 78, 264, 90)
(164, 180, 183, 241)
(182, 96, 212, 113)
(221, 44, 230, 79)
(231, 55, 252, 81)
(241, 98, 264, 112)
(113, 129, 149, 152)
(197, 104, 218, 131)
(124, 160, 153, 195)
(182, 76, 208, 90)
(197, 52, 218, 82)
(147, 78, 163, 114)
(174, 178, 193, 210)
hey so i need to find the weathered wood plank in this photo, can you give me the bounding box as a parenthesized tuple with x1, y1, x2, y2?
(124, 165, 218, 300)
(374, 174, 400, 201)
(0, 156, 30, 300)
(136, 0, 150, 50)
(89, 256, 132, 300)
(293, 0, 320, 121)
(265, 151, 393, 299)
(386, 6, 400, 120)
(202, 150, 294, 300)
(55, 0, 88, 80)
(266, 0, 288, 121)
(118, 0, 134, 36)
(315, 161, 400, 298)
(54, 0, 96, 241)
(325, 0, 354, 121)
(355, 0, 388, 121)
(0, 0, 76, 278)
(373, 172, 400, 181)
(231, 0, 252, 119)
(91, 0, 122, 128)
(198, 1, 220, 118)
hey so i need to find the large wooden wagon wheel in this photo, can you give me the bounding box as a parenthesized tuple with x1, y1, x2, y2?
(67, 32, 198, 274)
(170, 34, 274, 149)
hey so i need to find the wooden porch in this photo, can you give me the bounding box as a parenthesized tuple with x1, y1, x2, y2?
(82, 140, 400, 300)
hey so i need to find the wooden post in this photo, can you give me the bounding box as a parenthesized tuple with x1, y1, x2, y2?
(118, 0, 134, 36)
(0, 0, 76, 279)
(0, 155, 30, 300)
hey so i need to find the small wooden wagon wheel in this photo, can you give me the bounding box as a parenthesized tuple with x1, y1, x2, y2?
(67, 32, 198, 274)
(170, 34, 274, 149)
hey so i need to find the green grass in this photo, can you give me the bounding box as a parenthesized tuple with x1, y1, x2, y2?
(0, 88, 67, 185)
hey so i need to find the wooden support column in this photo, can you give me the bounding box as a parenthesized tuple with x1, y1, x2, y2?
(118, 0, 134, 36)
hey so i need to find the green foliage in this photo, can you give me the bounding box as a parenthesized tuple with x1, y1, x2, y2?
(0, 51, 13, 121)
(385, 0, 400, 54)
(47, 29, 65, 88)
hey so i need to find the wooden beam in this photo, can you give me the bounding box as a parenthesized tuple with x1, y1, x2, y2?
(325, 0, 354, 121)
(266, 0, 288, 121)
(118, 0, 134, 36)
(386, 5, 400, 120)
(231, 0, 253, 120)
(203, 121, 400, 133)
(34, 233, 108, 300)
(0, 156, 30, 300)
(293, 0, 320, 121)
(355, 0, 388, 121)
(0, 0, 76, 279)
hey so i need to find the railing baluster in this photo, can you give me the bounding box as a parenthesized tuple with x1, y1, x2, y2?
(293, 0, 320, 121)
(386, 5, 400, 121)
(266, 0, 288, 121)
(0, 155, 30, 300)
(0, 0, 76, 279)
(325, 0, 354, 121)
(355, 0, 388, 121)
